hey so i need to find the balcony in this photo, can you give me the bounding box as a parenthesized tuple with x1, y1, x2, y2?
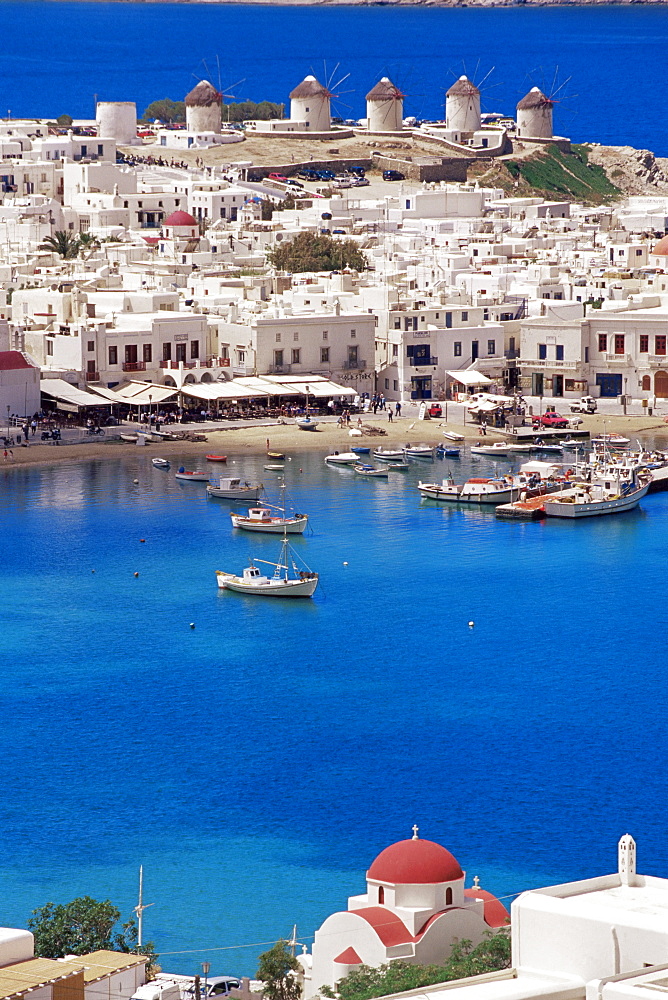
(648, 354, 668, 367)
(84, 371, 99, 382)
(411, 355, 438, 367)
(122, 361, 147, 373)
(603, 353, 633, 365)
(527, 359, 581, 370)
(161, 360, 195, 370)
(268, 364, 292, 374)
(344, 359, 367, 370)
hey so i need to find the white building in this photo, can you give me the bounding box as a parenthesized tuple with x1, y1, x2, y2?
(299, 830, 509, 999)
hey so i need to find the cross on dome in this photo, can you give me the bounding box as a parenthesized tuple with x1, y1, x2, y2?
(412, 824, 419, 840)
(473, 875, 480, 888)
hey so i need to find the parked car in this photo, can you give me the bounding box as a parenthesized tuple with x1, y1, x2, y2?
(352, 177, 370, 187)
(570, 395, 597, 413)
(428, 403, 443, 417)
(317, 169, 336, 180)
(383, 169, 405, 181)
(184, 978, 242, 1000)
(298, 170, 320, 181)
(284, 178, 304, 188)
(349, 165, 366, 176)
(532, 411, 569, 429)
(268, 173, 288, 182)
(333, 177, 354, 188)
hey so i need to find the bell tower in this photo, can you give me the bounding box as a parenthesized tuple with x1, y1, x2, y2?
(618, 834, 636, 886)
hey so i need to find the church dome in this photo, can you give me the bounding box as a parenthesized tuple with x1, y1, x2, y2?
(164, 210, 198, 227)
(368, 836, 464, 885)
(652, 236, 668, 255)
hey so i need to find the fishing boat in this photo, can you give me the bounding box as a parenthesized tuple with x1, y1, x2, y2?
(230, 506, 308, 534)
(353, 463, 389, 478)
(175, 468, 210, 482)
(206, 476, 263, 499)
(206, 454, 228, 463)
(436, 445, 461, 458)
(120, 433, 139, 443)
(591, 433, 630, 447)
(442, 431, 465, 441)
(267, 451, 285, 460)
(373, 447, 406, 462)
(404, 444, 435, 459)
(351, 446, 371, 455)
(470, 442, 514, 457)
(325, 452, 359, 465)
(264, 464, 285, 471)
(419, 475, 519, 504)
(296, 416, 319, 431)
(531, 442, 564, 454)
(152, 457, 170, 469)
(216, 536, 318, 597)
(562, 437, 586, 450)
(543, 475, 650, 518)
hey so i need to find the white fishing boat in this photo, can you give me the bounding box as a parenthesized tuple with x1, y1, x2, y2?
(206, 476, 264, 499)
(404, 444, 435, 459)
(418, 475, 519, 504)
(442, 431, 465, 442)
(470, 442, 514, 457)
(296, 416, 319, 431)
(543, 476, 649, 518)
(373, 447, 406, 462)
(591, 433, 630, 447)
(561, 437, 585, 450)
(152, 457, 170, 469)
(325, 451, 359, 465)
(230, 507, 308, 534)
(353, 463, 389, 478)
(531, 442, 564, 454)
(216, 537, 318, 597)
(264, 464, 285, 471)
(175, 468, 210, 482)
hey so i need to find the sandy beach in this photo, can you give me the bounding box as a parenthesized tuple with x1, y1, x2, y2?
(2, 413, 667, 470)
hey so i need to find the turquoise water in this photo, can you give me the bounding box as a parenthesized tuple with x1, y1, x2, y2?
(2, 448, 668, 972)
(3, 3, 668, 151)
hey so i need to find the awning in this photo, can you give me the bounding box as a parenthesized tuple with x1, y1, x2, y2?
(246, 375, 356, 397)
(41, 379, 112, 408)
(273, 378, 356, 397)
(180, 381, 266, 402)
(446, 370, 493, 387)
(233, 377, 302, 397)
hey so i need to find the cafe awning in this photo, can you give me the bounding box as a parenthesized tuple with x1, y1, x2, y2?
(41, 379, 112, 409)
(446, 370, 493, 387)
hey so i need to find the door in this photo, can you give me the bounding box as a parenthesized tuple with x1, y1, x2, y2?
(532, 372, 544, 396)
(410, 377, 432, 400)
(655, 371, 668, 398)
(471, 341, 479, 361)
(553, 374, 564, 397)
(176, 344, 187, 363)
(596, 373, 622, 397)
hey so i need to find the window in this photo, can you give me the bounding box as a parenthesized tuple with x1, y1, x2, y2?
(294, 332, 299, 342)
(378, 887, 385, 905)
(143, 344, 152, 363)
(393, 380, 399, 391)
(87, 340, 95, 352)
(46, 339, 53, 356)
(87, 360, 96, 374)
(292, 348, 300, 364)
(348, 345, 358, 366)
(274, 349, 284, 367)
(392, 344, 398, 357)
(614, 334, 625, 355)
(642, 375, 651, 391)
(322, 331, 328, 340)
(462, 311, 468, 321)
(384, 379, 390, 390)
(276, 333, 281, 343)
(163, 343, 171, 362)
(446, 888, 453, 906)
(585, 347, 589, 363)
(125, 345, 138, 364)
(238, 350, 245, 364)
(640, 335, 649, 353)
(320, 347, 329, 363)
(556, 345, 564, 361)
(636, 248, 643, 256)
(97, 144, 103, 156)
(454, 342, 462, 357)
(351, 329, 356, 339)
(598, 334, 607, 353)
(176, 344, 186, 363)
(538, 344, 547, 360)
(108, 345, 118, 365)
(487, 340, 496, 356)
(394, 318, 401, 330)
(656, 335, 666, 356)
(189, 340, 199, 360)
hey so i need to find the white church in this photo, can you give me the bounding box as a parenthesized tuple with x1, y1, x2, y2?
(298, 828, 509, 998)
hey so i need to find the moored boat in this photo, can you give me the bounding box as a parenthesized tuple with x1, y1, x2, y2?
(591, 433, 630, 448)
(419, 475, 519, 504)
(543, 476, 649, 518)
(325, 451, 359, 465)
(152, 457, 170, 469)
(230, 506, 308, 534)
(404, 443, 435, 459)
(120, 433, 139, 443)
(267, 451, 286, 460)
(353, 463, 389, 478)
(206, 476, 263, 499)
(373, 447, 406, 462)
(442, 431, 465, 441)
(351, 446, 371, 455)
(296, 417, 319, 431)
(175, 468, 210, 482)
(206, 454, 228, 463)
(216, 537, 318, 597)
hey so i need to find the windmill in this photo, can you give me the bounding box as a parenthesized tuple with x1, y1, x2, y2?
(516, 68, 576, 140)
(189, 56, 246, 127)
(366, 77, 405, 133)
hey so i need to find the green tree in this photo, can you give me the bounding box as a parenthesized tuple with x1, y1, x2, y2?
(141, 99, 186, 123)
(267, 232, 367, 274)
(257, 940, 301, 1000)
(40, 231, 81, 259)
(77, 232, 101, 259)
(28, 896, 159, 972)
(334, 932, 511, 1000)
(56, 114, 73, 127)
(224, 100, 284, 123)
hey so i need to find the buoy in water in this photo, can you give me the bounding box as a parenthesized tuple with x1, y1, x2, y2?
(140, 539, 146, 543)
(468, 621, 475, 628)
(190, 623, 195, 629)
(343, 561, 348, 566)
(134, 572, 139, 578)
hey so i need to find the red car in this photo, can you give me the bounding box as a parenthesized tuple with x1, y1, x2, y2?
(428, 403, 443, 417)
(532, 411, 568, 429)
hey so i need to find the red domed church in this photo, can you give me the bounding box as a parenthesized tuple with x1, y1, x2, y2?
(298, 829, 509, 998)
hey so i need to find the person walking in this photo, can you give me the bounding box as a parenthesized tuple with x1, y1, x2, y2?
(395, 401, 402, 417)
(388, 409, 393, 423)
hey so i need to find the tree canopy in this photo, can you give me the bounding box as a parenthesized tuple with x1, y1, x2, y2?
(267, 232, 367, 274)
(39, 231, 83, 259)
(257, 940, 302, 1000)
(330, 933, 511, 1000)
(141, 99, 186, 123)
(140, 98, 284, 124)
(28, 896, 158, 971)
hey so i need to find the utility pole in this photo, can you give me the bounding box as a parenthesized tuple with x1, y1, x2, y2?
(134, 865, 154, 948)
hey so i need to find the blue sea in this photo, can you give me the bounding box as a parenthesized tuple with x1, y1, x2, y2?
(2, 444, 668, 974)
(2, 3, 668, 151)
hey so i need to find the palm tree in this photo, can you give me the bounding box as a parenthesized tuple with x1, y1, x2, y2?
(40, 231, 80, 259)
(77, 232, 101, 259)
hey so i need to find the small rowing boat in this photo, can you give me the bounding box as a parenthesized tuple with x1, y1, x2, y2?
(152, 457, 170, 469)
(175, 468, 209, 482)
(206, 454, 228, 463)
